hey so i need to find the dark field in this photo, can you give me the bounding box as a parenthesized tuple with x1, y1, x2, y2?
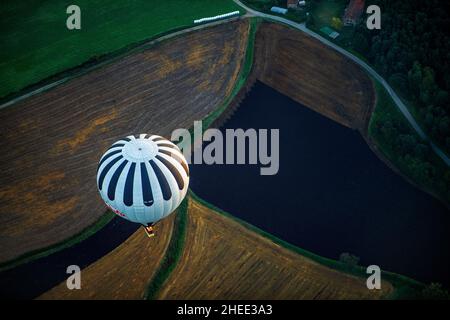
(157, 197, 392, 299)
(190, 81, 450, 287)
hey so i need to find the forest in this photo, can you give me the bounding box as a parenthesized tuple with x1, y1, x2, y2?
(343, 0, 450, 154)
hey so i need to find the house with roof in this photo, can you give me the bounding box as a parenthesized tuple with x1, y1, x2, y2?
(287, 0, 306, 10)
(343, 0, 365, 26)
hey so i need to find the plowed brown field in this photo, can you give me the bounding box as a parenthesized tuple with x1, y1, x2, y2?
(253, 22, 374, 131)
(0, 20, 250, 263)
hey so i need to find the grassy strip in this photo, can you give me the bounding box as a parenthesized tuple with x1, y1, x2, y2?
(0, 210, 115, 272)
(181, 17, 258, 149)
(144, 198, 188, 300)
(144, 18, 260, 299)
(189, 190, 424, 299)
(201, 17, 259, 130)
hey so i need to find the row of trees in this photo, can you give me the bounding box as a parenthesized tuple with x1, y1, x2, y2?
(350, 0, 450, 152)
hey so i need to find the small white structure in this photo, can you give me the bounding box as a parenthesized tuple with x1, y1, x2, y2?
(299, 1, 306, 6)
(329, 31, 340, 39)
(194, 11, 240, 24)
(270, 6, 288, 15)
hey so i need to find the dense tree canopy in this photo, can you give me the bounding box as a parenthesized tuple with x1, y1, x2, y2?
(354, 0, 450, 152)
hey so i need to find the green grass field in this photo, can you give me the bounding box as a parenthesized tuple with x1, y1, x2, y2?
(145, 197, 188, 300)
(0, 0, 241, 98)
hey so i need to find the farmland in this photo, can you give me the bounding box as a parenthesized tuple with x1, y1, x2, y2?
(253, 22, 374, 131)
(0, 0, 242, 98)
(0, 11, 438, 299)
(0, 20, 250, 263)
(156, 196, 393, 299)
(38, 214, 174, 299)
(37, 194, 396, 300)
(0, 18, 385, 269)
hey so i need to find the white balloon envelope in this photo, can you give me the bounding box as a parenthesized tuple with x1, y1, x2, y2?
(96, 134, 189, 226)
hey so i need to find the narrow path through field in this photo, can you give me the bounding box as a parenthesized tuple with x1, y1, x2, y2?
(232, 0, 450, 166)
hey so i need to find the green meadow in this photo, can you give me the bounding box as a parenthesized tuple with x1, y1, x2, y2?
(0, 0, 241, 98)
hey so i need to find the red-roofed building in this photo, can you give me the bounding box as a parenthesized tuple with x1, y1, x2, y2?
(287, 0, 299, 9)
(343, 0, 365, 26)
(287, 0, 306, 10)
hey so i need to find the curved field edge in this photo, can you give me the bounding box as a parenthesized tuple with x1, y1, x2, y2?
(196, 17, 259, 132)
(144, 17, 259, 300)
(256, 15, 449, 206)
(0, 210, 115, 272)
(0, 0, 244, 101)
(189, 190, 423, 300)
(144, 17, 422, 300)
(238, 3, 450, 205)
(0, 18, 252, 271)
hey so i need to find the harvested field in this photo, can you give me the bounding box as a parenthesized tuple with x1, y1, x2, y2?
(38, 214, 174, 300)
(0, 20, 250, 263)
(253, 22, 374, 130)
(157, 198, 393, 300)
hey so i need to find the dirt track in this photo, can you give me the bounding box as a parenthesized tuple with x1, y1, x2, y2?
(253, 22, 374, 131)
(0, 20, 250, 263)
(157, 198, 392, 300)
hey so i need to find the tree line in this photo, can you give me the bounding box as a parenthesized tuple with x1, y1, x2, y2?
(352, 0, 450, 153)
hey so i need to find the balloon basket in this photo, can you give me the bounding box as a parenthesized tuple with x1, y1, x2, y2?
(143, 225, 155, 238)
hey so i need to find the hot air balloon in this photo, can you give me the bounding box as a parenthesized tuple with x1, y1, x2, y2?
(96, 134, 189, 237)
